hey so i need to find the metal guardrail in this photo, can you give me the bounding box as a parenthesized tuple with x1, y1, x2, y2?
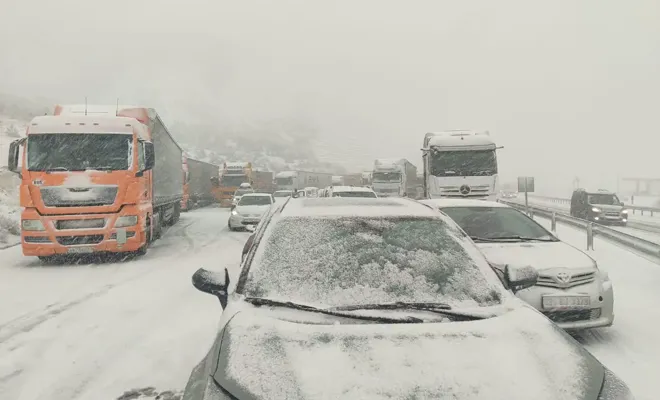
(499, 199, 660, 262)
(529, 195, 660, 217)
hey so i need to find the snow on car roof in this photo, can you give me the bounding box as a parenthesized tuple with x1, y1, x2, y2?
(331, 186, 374, 192)
(421, 198, 509, 209)
(281, 197, 440, 218)
(220, 305, 593, 400)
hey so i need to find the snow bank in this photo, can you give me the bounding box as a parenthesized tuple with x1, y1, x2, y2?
(0, 169, 20, 248)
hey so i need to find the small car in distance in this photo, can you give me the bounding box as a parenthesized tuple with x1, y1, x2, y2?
(421, 198, 614, 330)
(184, 197, 633, 400)
(231, 186, 255, 207)
(228, 193, 274, 231)
(272, 190, 294, 203)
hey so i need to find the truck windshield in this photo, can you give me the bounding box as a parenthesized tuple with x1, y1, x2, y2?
(372, 172, 401, 182)
(276, 177, 294, 185)
(430, 149, 497, 177)
(27, 134, 132, 171)
(221, 175, 248, 187)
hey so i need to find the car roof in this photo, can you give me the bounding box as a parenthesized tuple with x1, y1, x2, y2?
(240, 193, 272, 197)
(420, 198, 510, 209)
(279, 197, 440, 218)
(330, 186, 374, 192)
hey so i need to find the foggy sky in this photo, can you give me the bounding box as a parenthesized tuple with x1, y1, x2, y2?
(2, 0, 659, 195)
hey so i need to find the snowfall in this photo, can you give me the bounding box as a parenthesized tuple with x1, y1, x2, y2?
(0, 206, 659, 400)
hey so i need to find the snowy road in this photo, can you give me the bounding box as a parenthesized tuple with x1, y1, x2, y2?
(534, 216, 660, 400)
(0, 208, 249, 400)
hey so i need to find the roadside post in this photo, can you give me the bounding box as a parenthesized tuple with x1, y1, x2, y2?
(551, 212, 557, 232)
(518, 176, 535, 217)
(587, 222, 595, 250)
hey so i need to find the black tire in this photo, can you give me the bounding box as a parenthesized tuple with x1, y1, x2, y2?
(38, 255, 60, 264)
(171, 203, 181, 225)
(135, 214, 151, 256)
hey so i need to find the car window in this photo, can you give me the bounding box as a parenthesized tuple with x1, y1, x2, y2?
(332, 191, 377, 198)
(588, 194, 620, 205)
(242, 216, 503, 308)
(440, 207, 555, 240)
(239, 195, 272, 206)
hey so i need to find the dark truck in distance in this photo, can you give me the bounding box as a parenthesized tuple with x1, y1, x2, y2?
(182, 156, 220, 211)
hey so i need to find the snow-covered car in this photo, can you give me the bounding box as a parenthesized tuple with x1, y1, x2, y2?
(185, 197, 633, 400)
(422, 198, 615, 330)
(272, 190, 293, 203)
(228, 193, 274, 231)
(231, 187, 255, 207)
(327, 185, 378, 198)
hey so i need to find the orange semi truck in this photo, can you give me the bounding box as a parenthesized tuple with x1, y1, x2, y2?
(6, 104, 183, 261)
(182, 155, 219, 211)
(212, 162, 253, 207)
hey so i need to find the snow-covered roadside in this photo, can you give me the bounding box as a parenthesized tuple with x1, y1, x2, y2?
(0, 178, 20, 249)
(534, 216, 660, 400)
(0, 208, 250, 400)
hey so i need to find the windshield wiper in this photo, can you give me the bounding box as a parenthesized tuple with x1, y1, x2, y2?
(244, 297, 424, 324)
(470, 235, 556, 243)
(328, 301, 487, 321)
(41, 167, 69, 173)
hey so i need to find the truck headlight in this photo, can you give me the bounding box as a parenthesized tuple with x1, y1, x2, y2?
(598, 368, 635, 399)
(22, 219, 46, 231)
(115, 216, 138, 227)
(592, 207, 601, 212)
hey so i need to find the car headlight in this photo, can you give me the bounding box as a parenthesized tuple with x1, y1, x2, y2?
(592, 207, 602, 212)
(22, 219, 46, 231)
(621, 209, 628, 214)
(598, 368, 635, 399)
(115, 215, 138, 227)
(231, 210, 239, 216)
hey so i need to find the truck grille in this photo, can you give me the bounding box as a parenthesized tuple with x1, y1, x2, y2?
(55, 219, 106, 230)
(40, 186, 118, 207)
(55, 235, 104, 246)
(543, 308, 601, 323)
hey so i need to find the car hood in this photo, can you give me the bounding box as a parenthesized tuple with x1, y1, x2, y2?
(235, 205, 270, 215)
(215, 306, 602, 400)
(476, 241, 597, 271)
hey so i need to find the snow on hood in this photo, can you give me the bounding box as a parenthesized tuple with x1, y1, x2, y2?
(476, 242, 597, 272)
(236, 204, 271, 215)
(217, 306, 601, 400)
(61, 171, 97, 187)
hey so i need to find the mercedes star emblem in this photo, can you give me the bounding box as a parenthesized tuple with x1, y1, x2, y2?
(459, 184, 471, 196)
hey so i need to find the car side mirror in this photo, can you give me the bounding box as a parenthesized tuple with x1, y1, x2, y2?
(504, 265, 538, 293)
(192, 268, 230, 308)
(144, 142, 155, 171)
(8, 139, 24, 177)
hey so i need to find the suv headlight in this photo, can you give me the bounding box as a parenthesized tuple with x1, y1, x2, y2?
(621, 209, 628, 214)
(22, 219, 46, 231)
(115, 216, 138, 227)
(598, 368, 635, 399)
(592, 207, 602, 212)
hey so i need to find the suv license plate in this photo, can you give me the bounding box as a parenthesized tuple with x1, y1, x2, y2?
(542, 295, 591, 309)
(67, 247, 94, 254)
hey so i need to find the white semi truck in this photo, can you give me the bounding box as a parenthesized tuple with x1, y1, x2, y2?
(421, 130, 500, 199)
(371, 159, 417, 197)
(274, 171, 334, 191)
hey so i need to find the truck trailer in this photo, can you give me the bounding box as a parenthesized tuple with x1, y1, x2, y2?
(275, 171, 334, 191)
(7, 104, 184, 261)
(182, 155, 219, 211)
(371, 158, 417, 197)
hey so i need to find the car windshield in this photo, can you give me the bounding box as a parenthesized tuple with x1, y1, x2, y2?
(239, 195, 272, 206)
(430, 149, 497, 177)
(273, 191, 292, 197)
(243, 216, 503, 308)
(588, 193, 620, 205)
(27, 133, 132, 171)
(440, 206, 556, 241)
(332, 191, 377, 198)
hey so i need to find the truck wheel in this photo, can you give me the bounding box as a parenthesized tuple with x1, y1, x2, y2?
(135, 214, 151, 256)
(38, 255, 60, 264)
(171, 203, 181, 225)
(153, 211, 163, 240)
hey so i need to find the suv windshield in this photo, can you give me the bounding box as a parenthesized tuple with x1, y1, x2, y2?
(239, 195, 272, 206)
(332, 191, 377, 198)
(440, 207, 556, 241)
(243, 217, 503, 308)
(588, 193, 620, 206)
